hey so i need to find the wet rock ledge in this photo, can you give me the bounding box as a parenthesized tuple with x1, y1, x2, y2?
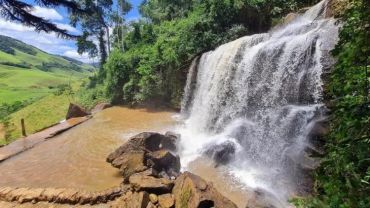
(107, 132, 238, 208)
(0, 132, 238, 208)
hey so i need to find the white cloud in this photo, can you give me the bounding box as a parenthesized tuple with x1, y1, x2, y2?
(0, 19, 33, 32)
(0, 18, 90, 63)
(55, 23, 79, 33)
(31, 6, 63, 21)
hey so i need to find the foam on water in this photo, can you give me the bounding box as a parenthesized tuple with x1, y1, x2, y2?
(177, 0, 339, 205)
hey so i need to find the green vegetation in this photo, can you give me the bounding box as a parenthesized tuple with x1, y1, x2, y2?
(0, 99, 36, 144)
(0, 82, 81, 144)
(72, 0, 132, 70)
(0, 35, 94, 104)
(294, 0, 370, 207)
(94, 0, 319, 107)
(1, 1, 368, 207)
(86, 0, 369, 207)
(76, 84, 108, 109)
(0, 35, 95, 143)
(4, 94, 72, 142)
(179, 185, 192, 208)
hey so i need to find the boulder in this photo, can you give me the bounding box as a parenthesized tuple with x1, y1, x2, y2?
(308, 120, 330, 138)
(111, 191, 149, 208)
(91, 102, 112, 114)
(146, 150, 181, 176)
(172, 172, 237, 208)
(204, 141, 236, 167)
(146, 202, 157, 208)
(107, 133, 177, 162)
(107, 132, 180, 179)
(306, 119, 329, 157)
(66, 103, 89, 119)
(149, 193, 158, 204)
(164, 131, 180, 151)
(158, 193, 175, 208)
(113, 151, 148, 179)
(129, 172, 174, 194)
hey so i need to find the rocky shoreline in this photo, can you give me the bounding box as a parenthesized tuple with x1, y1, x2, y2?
(107, 132, 238, 208)
(0, 104, 285, 207)
(0, 132, 239, 208)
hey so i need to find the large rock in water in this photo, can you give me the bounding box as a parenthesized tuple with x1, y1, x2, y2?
(147, 150, 181, 177)
(112, 151, 148, 179)
(129, 172, 174, 194)
(204, 141, 236, 167)
(107, 132, 180, 180)
(172, 172, 238, 208)
(106, 132, 240, 208)
(65, 103, 89, 119)
(111, 191, 150, 208)
(158, 193, 175, 208)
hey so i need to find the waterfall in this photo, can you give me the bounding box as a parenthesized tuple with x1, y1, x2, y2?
(178, 0, 339, 205)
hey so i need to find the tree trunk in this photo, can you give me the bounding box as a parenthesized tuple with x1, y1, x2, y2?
(106, 26, 111, 55)
(98, 30, 107, 80)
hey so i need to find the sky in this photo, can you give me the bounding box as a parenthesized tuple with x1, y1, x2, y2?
(0, 0, 143, 63)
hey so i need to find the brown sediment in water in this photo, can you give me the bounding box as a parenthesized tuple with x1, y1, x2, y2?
(0, 117, 89, 162)
(0, 106, 176, 191)
(0, 107, 250, 207)
(187, 157, 252, 208)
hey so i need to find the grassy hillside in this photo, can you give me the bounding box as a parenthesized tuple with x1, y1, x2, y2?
(4, 94, 72, 142)
(0, 35, 95, 144)
(0, 35, 95, 104)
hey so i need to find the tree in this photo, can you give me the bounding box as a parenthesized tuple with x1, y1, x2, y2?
(71, 0, 132, 77)
(0, 0, 85, 39)
(140, 0, 193, 23)
(70, 0, 112, 77)
(111, 0, 132, 51)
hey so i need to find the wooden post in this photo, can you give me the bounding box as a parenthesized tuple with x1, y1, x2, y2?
(21, 118, 26, 137)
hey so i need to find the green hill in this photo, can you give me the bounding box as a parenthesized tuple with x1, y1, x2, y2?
(0, 35, 95, 104)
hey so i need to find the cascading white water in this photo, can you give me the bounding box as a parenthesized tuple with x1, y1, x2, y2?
(177, 0, 339, 206)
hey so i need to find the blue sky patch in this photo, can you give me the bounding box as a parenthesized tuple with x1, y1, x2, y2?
(0, 0, 142, 63)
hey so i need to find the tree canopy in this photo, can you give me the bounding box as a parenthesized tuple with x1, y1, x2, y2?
(0, 0, 85, 39)
(95, 0, 321, 105)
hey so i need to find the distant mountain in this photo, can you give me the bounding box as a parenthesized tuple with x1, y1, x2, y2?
(0, 35, 96, 104)
(0, 35, 95, 74)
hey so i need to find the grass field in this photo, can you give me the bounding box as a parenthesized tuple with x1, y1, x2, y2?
(0, 35, 95, 143)
(0, 35, 94, 104)
(3, 94, 74, 142)
(0, 64, 80, 103)
(0, 49, 92, 104)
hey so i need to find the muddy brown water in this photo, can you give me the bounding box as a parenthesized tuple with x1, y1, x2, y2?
(0, 107, 251, 207)
(0, 107, 176, 191)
